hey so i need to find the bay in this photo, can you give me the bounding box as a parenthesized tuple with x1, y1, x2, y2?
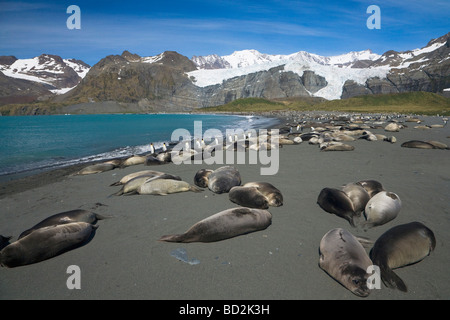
(0, 113, 278, 181)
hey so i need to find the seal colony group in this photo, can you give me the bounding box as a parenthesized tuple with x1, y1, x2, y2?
(316, 178, 435, 296)
(0, 111, 445, 299)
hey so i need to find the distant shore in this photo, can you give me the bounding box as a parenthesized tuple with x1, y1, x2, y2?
(0, 110, 449, 300)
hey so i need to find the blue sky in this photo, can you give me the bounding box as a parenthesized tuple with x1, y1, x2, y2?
(0, 0, 449, 66)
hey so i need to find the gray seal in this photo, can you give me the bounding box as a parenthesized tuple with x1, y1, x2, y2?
(319, 228, 373, 297)
(0, 222, 97, 268)
(317, 187, 357, 227)
(207, 166, 241, 194)
(18, 209, 107, 239)
(363, 191, 401, 229)
(194, 169, 214, 188)
(159, 207, 272, 243)
(370, 221, 436, 292)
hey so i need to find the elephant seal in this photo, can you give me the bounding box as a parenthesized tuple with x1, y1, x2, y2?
(357, 180, 384, 197)
(18, 209, 107, 239)
(207, 166, 241, 194)
(317, 187, 357, 227)
(159, 207, 272, 243)
(110, 170, 166, 186)
(0, 222, 97, 268)
(120, 155, 147, 167)
(75, 162, 116, 175)
(242, 182, 283, 207)
(113, 173, 182, 196)
(229, 186, 269, 209)
(401, 140, 435, 149)
(145, 155, 167, 165)
(370, 222, 436, 292)
(319, 228, 373, 297)
(194, 169, 214, 188)
(427, 141, 449, 149)
(321, 143, 355, 151)
(137, 179, 203, 195)
(341, 183, 370, 215)
(363, 191, 401, 229)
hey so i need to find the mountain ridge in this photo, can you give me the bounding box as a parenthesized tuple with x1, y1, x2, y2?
(0, 32, 449, 113)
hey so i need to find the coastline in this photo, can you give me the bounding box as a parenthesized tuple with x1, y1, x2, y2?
(0, 110, 449, 300)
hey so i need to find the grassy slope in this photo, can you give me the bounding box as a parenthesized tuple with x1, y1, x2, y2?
(200, 92, 450, 115)
(2, 91, 449, 116)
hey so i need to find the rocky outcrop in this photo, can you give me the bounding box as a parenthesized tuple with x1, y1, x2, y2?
(60, 51, 200, 111)
(342, 33, 450, 98)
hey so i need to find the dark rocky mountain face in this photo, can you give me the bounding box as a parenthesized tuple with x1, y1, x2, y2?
(59, 51, 200, 111)
(341, 33, 450, 98)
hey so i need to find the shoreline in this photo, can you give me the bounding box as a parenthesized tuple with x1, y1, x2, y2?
(0, 112, 282, 187)
(0, 110, 449, 300)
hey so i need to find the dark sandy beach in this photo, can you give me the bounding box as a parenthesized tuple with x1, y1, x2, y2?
(0, 111, 449, 300)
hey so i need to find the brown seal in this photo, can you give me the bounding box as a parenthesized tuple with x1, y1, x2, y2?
(319, 228, 373, 297)
(0, 222, 97, 268)
(159, 207, 272, 243)
(370, 221, 436, 292)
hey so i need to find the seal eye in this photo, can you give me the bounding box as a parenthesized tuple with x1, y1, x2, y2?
(352, 279, 360, 285)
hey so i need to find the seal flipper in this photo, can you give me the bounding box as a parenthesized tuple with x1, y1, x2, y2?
(159, 234, 187, 243)
(380, 264, 407, 292)
(189, 185, 204, 193)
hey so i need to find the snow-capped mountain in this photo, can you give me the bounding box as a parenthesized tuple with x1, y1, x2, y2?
(0, 32, 448, 112)
(192, 49, 381, 70)
(0, 54, 90, 95)
(188, 33, 449, 100)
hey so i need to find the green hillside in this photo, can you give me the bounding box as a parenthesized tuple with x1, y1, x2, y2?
(200, 92, 450, 115)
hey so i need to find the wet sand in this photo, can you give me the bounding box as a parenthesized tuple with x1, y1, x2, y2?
(0, 112, 449, 300)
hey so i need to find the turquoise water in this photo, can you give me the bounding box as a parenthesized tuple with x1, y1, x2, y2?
(0, 113, 278, 179)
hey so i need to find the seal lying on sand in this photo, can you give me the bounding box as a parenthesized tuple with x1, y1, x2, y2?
(18, 209, 107, 239)
(319, 228, 373, 297)
(370, 221, 436, 292)
(110, 170, 166, 186)
(194, 169, 214, 188)
(229, 182, 283, 209)
(317, 187, 357, 227)
(113, 173, 181, 196)
(363, 191, 401, 229)
(401, 140, 435, 149)
(196, 166, 241, 194)
(229, 186, 269, 209)
(0, 222, 97, 268)
(159, 207, 272, 243)
(75, 162, 116, 175)
(341, 182, 370, 215)
(137, 179, 202, 195)
(120, 155, 147, 167)
(357, 180, 384, 198)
